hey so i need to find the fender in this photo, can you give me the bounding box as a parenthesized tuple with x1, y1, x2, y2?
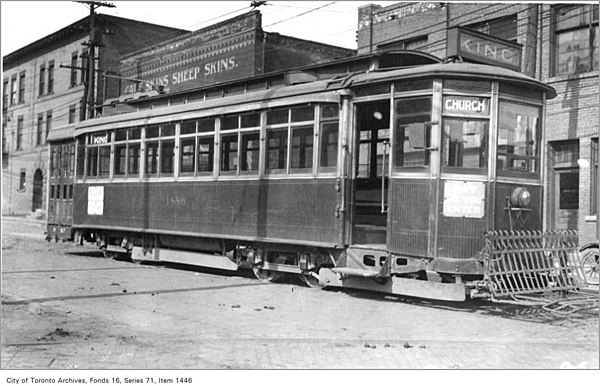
(579, 242, 599, 252)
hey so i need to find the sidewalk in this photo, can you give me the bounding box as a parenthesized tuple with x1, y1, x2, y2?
(1, 214, 46, 226)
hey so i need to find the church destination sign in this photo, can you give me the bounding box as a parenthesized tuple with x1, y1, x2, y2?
(447, 27, 522, 71)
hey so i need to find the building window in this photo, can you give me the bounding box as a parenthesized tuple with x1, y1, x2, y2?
(10, 75, 17, 105)
(3, 78, 8, 108)
(68, 104, 77, 124)
(39, 65, 46, 96)
(36, 114, 44, 146)
(553, 4, 599, 75)
(47, 61, 55, 94)
(19, 169, 26, 192)
(467, 15, 518, 42)
(16, 116, 23, 150)
(592, 138, 598, 216)
(45, 111, 52, 141)
(70, 52, 78, 87)
(81, 49, 88, 84)
(378, 34, 429, 51)
(18, 72, 25, 103)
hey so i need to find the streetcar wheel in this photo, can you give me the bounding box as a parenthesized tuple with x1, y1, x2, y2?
(298, 272, 323, 288)
(580, 248, 599, 285)
(102, 249, 117, 259)
(102, 250, 131, 261)
(252, 266, 282, 282)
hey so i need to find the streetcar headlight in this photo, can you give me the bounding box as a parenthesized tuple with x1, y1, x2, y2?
(510, 187, 531, 208)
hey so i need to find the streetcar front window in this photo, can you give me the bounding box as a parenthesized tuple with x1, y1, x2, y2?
(497, 101, 541, 178)
(442, 119, 488, 172)
(394, 97, 432, 169)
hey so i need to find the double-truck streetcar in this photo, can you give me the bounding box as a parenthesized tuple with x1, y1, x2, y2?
(49, 53, 588, 303)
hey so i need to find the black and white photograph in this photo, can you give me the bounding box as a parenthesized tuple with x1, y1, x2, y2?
(1, 0, 598, 381)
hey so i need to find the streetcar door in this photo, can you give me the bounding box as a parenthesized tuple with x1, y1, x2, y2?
(351, 101, 390, 246)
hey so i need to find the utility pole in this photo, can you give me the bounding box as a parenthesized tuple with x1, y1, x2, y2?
(78, 1, 115, 120)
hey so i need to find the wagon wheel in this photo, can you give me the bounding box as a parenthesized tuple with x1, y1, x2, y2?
(298, 271, 324, 288)
(580, 248, 599, 285)
(252, 266, 282, 282)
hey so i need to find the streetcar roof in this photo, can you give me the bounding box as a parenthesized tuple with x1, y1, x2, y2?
(348, 62, 556, 99)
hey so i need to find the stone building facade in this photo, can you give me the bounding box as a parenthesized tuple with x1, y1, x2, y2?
(2, 15, 187, 217)
(357, 2, 599, 244)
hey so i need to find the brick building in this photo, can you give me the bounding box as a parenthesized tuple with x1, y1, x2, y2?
(357, 2, 599, 244)
(2, 14, 187, 217)
(118, 11, 355, 96)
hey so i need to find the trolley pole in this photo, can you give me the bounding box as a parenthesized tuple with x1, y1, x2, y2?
(78, 1, 115, 120)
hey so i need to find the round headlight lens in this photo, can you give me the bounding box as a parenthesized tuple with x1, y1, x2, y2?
(510, 187, 531, 208)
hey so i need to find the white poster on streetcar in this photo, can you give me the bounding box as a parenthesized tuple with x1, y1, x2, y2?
(443, 180, 485, 218)
(87, 186, 104, 215)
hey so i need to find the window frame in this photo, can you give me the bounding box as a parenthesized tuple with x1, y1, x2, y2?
(552, 4, 599, 76)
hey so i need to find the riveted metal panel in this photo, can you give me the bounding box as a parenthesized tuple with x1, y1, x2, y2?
(388, 178, 432, 256)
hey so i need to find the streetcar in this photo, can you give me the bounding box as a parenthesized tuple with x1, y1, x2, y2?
(56, 51, 586, 302)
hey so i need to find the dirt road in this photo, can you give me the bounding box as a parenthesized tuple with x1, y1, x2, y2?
(1, 217, 598, 376)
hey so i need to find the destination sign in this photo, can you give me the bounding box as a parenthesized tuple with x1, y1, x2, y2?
(447, 27, 522, 71)
(443, 96, 490, 116)
(92, 134, 109, 145)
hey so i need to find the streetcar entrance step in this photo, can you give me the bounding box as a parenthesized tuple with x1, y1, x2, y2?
(352, 224, 386, 245)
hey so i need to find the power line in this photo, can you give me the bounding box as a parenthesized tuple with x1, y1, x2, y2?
(263, 1, 337, 28)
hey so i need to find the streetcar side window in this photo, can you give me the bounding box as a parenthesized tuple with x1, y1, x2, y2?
(128, 143, 140, 176)
(497, 101, 541, 178)
(221, 134, 238, 173)
(265, 105, 315, 175)
(266, 129, 288, 173)
(114, 144, 127, 176)
(197, 137, 214, 173)
(87, 146, 98, 177)
(241, 132, 260, 173)
(76, 138, 85, 178)
(180, 137, 196, 174)
(145, 141, 159, 177)
(319, 104, 339, 173)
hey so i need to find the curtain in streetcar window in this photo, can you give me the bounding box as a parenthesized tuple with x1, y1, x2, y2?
(497, 101, 540, 177)
(443, 119, 488, 172)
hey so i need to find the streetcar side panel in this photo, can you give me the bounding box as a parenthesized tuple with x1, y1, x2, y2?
(73, 178, 343, 246)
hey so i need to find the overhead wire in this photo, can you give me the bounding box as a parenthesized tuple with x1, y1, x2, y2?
(263, 1, 338, 28)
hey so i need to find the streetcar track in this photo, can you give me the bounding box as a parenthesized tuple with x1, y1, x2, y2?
(1, 281, 270, 305)
(4, 337, 597, 349)
(2, 266, 150, 274)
